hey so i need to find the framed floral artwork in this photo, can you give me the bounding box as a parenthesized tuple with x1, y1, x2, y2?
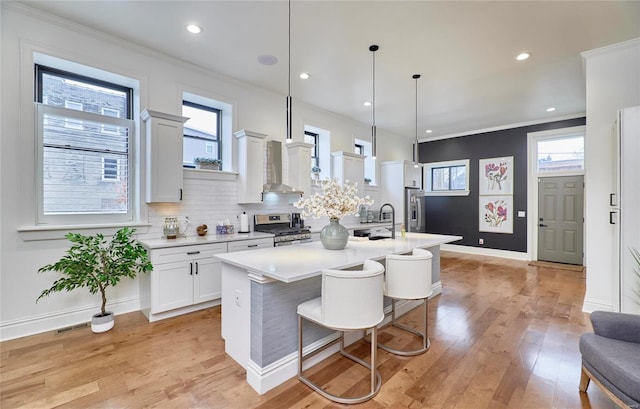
(479, 156, 513, 195)
(479, 195, 513, 234)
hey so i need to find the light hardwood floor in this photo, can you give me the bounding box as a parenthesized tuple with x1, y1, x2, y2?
(1, 252, 615, 408)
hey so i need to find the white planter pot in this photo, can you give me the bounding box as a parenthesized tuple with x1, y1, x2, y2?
(91, 311, 114, 333)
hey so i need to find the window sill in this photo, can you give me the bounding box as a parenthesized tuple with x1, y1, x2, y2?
(424, 190, 470, 197)
(183, 168, 238, 181)
(18, 222, 151, 242)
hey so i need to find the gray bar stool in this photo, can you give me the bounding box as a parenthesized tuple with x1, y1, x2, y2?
(297, 259, 385, 404)
(379, 248, 433, 356)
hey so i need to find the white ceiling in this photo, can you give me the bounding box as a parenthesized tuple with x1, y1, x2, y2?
(19, 1, 640, 140)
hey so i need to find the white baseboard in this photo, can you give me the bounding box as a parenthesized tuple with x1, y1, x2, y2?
(582, 299, 615, 313)
(0, 296, 140, 341)
(141, 299, 221, 322)
(245, 299, 423, 394)
(441, 244, 530, 261)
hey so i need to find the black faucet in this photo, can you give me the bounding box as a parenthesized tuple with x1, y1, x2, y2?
(379, 203, 395, 239)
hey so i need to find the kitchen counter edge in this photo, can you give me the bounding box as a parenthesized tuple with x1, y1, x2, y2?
(139, 231, 274, 250)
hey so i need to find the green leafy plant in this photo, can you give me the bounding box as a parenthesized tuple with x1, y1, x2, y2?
(193, 157, 221, 165)
(632, 247, 640, 299)
(37, 227, 153, 316)
(311, 166, 321, 173)
(364, 178, 372, 183)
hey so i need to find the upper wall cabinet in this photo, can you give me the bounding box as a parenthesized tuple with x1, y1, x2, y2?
(235, 129, 267, 204)
(331, 151, 365, 196)
(287, 142, 313, 197)
(142, 109, 189, 203)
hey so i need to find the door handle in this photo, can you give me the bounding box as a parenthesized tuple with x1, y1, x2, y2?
(190, 262, 193, 275)
(539, 224, 548, 227)
(610, 211, 617, 225)
(195, 262, 198, 275)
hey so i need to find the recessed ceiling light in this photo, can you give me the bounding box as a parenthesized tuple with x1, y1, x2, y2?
(546, 107, 556, 112)
(186, 24, 202, 34)
(363, 101, 372, 107)
(425, 129, 433, 134)
(516, 52, 531, 61)
(257, 54, 278, 65)
(299, 72, 310, 79)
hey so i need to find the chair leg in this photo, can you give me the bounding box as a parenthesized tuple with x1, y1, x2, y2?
(579, 365, 590, 392)
(298, 321, 382, 404)
(378, 297, 431, 356)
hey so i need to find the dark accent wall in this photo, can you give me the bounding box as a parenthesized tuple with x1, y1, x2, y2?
(419, 117, 586, 252)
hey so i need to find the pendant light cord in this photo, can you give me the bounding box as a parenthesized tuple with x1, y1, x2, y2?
(413, 74, 421, 166)
(288, 0, 291, 98)
(370, 45, 379, 159)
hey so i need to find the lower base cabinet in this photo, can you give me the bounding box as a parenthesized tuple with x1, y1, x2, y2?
(141, 238, 274, 322)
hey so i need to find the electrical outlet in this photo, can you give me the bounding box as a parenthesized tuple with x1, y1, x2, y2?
(235, 290, 241, 307)
(478, 238, 484, 245)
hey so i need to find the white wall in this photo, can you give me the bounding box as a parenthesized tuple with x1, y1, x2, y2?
(582, 38, 640, 312)
(0, 4, 410, 340)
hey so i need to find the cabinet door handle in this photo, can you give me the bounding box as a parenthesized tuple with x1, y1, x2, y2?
(195, 262, 199, 275)
(180, 188, 183, 201)
(190, 262, 193, 275)
(187, 251, 200, 255)
(248, 244, 258, 248)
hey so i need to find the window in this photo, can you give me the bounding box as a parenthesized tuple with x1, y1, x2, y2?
(101, 107, 120, 134)
(424, 159, 470, 196)
(64, 100, 83, 129)
(182, 101, 221, 168)
(305, 130, 319, 169)
(35, 64, 134, 223)
(537, 135, 584, 173)
(102, 157, 120, 181)
(354, 138, 375, 184)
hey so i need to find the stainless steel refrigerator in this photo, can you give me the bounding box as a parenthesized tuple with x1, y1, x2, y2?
(406, 188, 426, 233)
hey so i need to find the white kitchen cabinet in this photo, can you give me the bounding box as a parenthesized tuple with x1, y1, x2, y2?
(331, 151, 365, 196)
(141, 109, 189, 203)
(227, 237, 274, 252)
(404, 162, 422, 188)
(235, 129, 267, 204)
(380, 160, 422, 226)
(142, 242, 226, 322)
(287, 142, 314, 196)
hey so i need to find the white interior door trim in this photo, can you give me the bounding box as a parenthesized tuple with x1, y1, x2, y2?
(527, 125, 586, 262)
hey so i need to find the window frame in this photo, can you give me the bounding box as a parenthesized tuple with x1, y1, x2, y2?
(35, 64, 135, 225)
(423, 159, 470, 196)
(182, 100, 222, 168)
(305, 130, 320, 169)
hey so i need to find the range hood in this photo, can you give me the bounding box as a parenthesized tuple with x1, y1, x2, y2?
(263, 140, 304, 195)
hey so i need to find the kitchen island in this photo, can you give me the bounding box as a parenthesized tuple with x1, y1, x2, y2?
(216, 232, 461, 394)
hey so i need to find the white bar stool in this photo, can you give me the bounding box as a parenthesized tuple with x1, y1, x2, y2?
(297, 259, 385, 404)
(379, 248, 433, 356)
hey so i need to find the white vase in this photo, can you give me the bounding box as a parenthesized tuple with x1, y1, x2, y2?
(91, 311, 114, 333)
(320, 218, 348, 250)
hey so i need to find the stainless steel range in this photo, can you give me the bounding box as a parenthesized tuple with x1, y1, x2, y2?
(254, 213, 312, 246)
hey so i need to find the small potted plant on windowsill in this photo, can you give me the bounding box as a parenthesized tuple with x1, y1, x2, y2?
(194, 157, 222, 171)
(364, 177, 372, 186)
(37, 227, 153, 333)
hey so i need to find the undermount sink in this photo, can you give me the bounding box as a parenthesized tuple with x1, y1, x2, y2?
(369, 236, 392, 241)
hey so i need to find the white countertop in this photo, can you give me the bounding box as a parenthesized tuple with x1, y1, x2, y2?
(140, 231, 274, 250)
(215, 232, 462, 283)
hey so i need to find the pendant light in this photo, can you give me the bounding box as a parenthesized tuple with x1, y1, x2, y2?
(285, 0, 293, 143)
(369, 45, 379, 159)
(413, 74, 421, 168)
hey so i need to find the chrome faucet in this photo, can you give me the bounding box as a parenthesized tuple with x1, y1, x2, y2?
(379, 203, 395, 239)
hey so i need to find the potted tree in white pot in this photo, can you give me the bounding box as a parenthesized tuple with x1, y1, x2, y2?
(37, 227, 153, 333)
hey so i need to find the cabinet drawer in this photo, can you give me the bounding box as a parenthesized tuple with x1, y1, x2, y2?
(150, 243, 227, 264)
(227, 238, 273, 253)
